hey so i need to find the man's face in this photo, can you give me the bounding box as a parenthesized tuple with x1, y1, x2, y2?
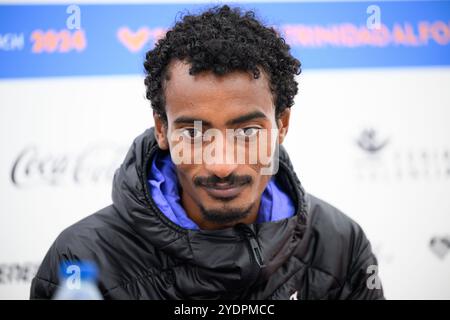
(154, 60, 290, 230)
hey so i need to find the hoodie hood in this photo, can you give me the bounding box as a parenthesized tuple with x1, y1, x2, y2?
(111, 127, 308, 299)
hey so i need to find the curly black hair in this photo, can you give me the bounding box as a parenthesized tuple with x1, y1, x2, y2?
(144, 4, 301, 124)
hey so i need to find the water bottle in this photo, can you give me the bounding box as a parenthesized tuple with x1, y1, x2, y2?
(53, 261, 103, 300)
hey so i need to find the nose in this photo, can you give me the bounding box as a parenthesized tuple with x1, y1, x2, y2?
(203, 162, 239, 179)
(202, 133, 239, 179)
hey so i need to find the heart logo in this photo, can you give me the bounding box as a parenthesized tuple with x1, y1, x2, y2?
(117, 27, 150, 52)
(430, 236, 450, 259)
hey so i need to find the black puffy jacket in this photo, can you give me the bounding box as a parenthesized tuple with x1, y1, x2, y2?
(30, 128, 384, 300)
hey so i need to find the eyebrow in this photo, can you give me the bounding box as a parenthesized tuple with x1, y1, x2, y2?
(173, 116, 212, 126)
(225, 111, 268, 126)
(173, 110, 268, 127)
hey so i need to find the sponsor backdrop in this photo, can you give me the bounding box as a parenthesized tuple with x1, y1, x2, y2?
(1, 0, 449, 299)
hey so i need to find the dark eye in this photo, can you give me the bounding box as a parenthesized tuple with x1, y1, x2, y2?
(235, 127, 260, 139)
(182, 128, 203, 140)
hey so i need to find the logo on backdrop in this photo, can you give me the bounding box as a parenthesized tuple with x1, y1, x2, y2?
(10, 144, 126, 188)
(0, 262, 39, 285)
(429, 235, 450, 260)
(356, 128, 389, 154)
(117, 27, 165, 53)
(354, 128, 450, 181)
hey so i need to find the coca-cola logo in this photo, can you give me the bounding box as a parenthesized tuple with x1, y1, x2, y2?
(10, 144, 126, 187)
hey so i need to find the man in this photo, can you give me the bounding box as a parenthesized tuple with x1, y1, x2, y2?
(30, 5, 384, 300)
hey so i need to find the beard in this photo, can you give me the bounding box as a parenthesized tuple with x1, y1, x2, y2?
(199, 202, 255, 226)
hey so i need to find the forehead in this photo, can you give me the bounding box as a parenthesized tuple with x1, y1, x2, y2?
(163, 60, 275, 125)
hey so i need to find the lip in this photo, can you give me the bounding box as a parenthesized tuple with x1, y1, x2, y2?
(202, 183, 246, 199)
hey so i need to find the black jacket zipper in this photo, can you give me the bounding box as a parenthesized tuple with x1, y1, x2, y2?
(236, 223, 265, 268)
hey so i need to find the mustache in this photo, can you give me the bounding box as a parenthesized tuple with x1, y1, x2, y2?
(194, 174, 252, 188)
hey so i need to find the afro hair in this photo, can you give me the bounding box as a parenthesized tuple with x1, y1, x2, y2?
(144, 4, 301, 123)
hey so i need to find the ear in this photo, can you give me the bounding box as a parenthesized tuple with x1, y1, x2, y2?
(153, 111, 169, 150)
(277, 107, 291, 145)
